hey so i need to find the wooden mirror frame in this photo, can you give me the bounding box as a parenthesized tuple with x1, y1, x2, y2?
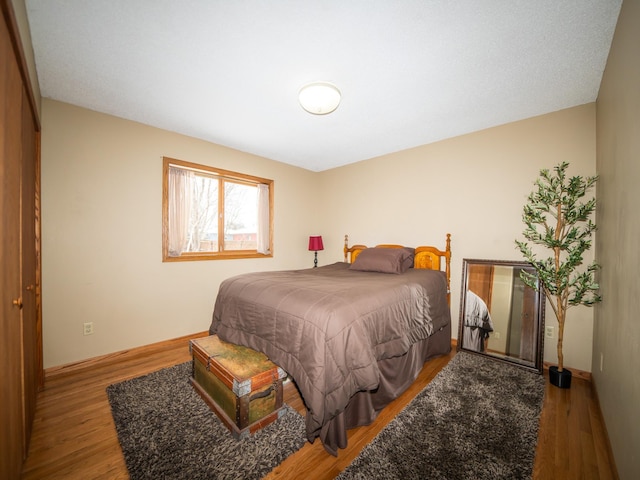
(457, 258, 545, 374)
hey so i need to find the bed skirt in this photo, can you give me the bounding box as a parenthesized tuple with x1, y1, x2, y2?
(319, 322, 452, 455)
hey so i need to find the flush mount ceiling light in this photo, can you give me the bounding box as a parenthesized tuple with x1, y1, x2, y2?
(298, 82, 341, 115)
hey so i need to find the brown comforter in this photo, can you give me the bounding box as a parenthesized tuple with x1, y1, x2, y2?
(209, 262, 450, 451)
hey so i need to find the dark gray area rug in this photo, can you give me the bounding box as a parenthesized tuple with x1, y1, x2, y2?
(106, 362, 306, 480)
(338, 351, 546, 480)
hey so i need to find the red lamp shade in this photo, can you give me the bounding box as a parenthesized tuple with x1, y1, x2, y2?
(308, 235, 324, 251)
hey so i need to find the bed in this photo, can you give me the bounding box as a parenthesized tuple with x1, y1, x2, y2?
(209, 234, 452, 455)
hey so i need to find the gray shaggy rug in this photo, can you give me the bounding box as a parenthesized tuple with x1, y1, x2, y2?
(338, 351, 546, 480)
(106, 362, 306, 480)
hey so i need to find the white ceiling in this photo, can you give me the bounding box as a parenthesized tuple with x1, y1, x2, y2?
(25, 0, 622, 172)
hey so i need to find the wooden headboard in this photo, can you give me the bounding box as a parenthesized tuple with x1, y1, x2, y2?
(343, 233, 452, 304)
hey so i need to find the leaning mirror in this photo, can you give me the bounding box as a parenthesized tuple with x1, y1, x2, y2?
(457, 258, 545, 373)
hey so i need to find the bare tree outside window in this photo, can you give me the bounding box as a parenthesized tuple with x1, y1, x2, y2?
(187, 174, 218, 252)
(224, 182, 258, 251)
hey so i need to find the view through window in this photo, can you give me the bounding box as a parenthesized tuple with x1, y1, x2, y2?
(162, 157, 273, 261)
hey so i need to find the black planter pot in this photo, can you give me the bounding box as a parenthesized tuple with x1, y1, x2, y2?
(549, 366, 572, 388)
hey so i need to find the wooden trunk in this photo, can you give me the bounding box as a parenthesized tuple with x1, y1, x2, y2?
(190, 335, 286, 439)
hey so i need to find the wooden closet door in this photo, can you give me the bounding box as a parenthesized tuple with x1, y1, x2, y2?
(21, 86, 39, 454)
(467, 264, 494, 309)
(0, 9, 27, 476)
(1, 2, 42, 477)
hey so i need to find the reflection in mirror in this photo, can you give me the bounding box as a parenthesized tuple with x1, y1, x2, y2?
(457, 259, 545, 373)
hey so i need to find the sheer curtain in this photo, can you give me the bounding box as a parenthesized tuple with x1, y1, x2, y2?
(168, 166, 193, 256)
(256, 183, 270, 254)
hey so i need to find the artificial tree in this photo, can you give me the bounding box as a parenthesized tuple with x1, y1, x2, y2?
(515, 162, 601, 387)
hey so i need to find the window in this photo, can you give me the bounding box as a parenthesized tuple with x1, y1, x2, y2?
(162, 157, 273, 261)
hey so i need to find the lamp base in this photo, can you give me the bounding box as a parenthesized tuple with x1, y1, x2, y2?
(313, 251, 318, 268)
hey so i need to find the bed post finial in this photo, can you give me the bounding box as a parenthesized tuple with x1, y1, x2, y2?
(344, 234, 349, 262)
(445, 233, 452, 305)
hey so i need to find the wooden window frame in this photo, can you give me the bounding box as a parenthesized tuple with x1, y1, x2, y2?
(162, 157, 274, 262)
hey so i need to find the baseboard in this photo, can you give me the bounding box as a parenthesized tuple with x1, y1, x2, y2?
(44, 331, 209, 379)
(543, 361, 591, 382)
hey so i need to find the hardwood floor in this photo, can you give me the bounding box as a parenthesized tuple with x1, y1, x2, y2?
(20, 334, 617, 480)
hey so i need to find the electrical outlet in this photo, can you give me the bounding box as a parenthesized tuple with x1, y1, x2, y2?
(493, 331, 501, 339)
(545, 326, 554, 338)
(83, 322, 94, 336)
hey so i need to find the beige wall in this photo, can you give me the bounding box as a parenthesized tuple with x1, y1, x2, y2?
(41, 100, 320, 368)
(595, 0, 640, 478)
(318, 104, 597, 372)
(42, 101, 598, 374)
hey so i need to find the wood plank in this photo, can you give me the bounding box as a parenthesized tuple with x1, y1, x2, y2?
(21, 335, 618, 479)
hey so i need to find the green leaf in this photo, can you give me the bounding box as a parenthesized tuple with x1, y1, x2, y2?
(514, 162, 601, 324)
